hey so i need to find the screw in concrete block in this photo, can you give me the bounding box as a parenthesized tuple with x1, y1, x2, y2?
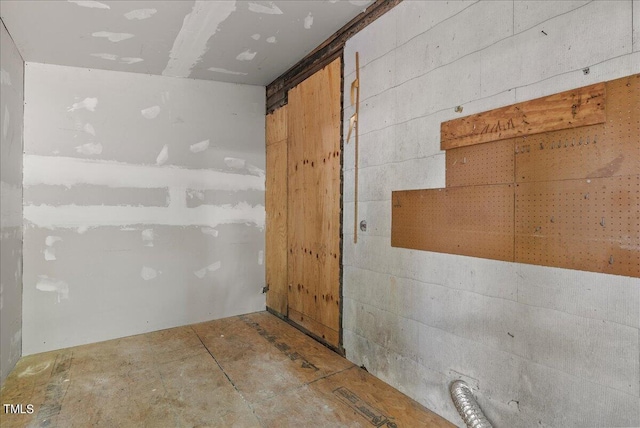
(583, 67, 590, 75)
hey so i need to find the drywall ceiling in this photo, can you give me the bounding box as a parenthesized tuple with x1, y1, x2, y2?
(0, 0, 372, 86)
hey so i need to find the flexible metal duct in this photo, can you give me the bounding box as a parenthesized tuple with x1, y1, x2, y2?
(450, 380, 493, 428)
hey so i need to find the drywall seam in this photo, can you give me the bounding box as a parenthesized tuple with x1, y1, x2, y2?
(23, 155, 265, 191)
(23, 202, 265, 229)
(163, 1, 237, 78)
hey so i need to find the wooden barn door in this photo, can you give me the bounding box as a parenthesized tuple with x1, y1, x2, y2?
(287, 58, 342, 348)
(266, 58, 342, 348)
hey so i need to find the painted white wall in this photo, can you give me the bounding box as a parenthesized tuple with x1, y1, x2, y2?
(0, 21, 24, 386)
(342, 1, 640, 427)
(23, 62, 266, 355)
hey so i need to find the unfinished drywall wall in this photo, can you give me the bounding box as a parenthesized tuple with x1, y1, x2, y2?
(342, 1, 639, 427)
(0, 21, 24, 385)
(23, 62, 265, 355)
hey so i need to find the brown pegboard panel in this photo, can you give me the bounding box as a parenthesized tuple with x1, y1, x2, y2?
(516, 74, 639, 183)
(515, 175, 640, 277)
(446, 139, 515, 187)
(441, 82, 606, 150)
(515, 123, 607, 182)
(391, 185, 514, 262)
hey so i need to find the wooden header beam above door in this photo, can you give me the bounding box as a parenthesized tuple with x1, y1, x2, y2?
(265, 0, 402, 113)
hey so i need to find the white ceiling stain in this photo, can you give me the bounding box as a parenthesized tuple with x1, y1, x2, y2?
(121, 57, 144, 65)
(124, 8, 157, 20)
(304, 13, 314, 30)
(67, 0, 110, 10)
(190, 139, 210, 153)
(236, 49, 257, 61)
(90, 53, 143, 64)
(1, 0, 374, 85)
(0, 68, 11, 85)
(155, 144, 169, 165)
(208, 67, 248, 76)
(247, 2, 283, 15)
(68, 97, 98, 112)
(91, 31, 134, 42)
(251, 33, 261, 40)
(141, 105, 160, 119)
(75, 142, 103, 155)
(90, 53, 118, 61)
(163, 1, 237, 78)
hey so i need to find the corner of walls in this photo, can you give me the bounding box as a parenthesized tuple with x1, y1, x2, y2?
(342, 1, 639, 427)
(0, 18, 25, 386)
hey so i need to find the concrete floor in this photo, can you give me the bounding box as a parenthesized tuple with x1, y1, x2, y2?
(0, 311, 453, 427)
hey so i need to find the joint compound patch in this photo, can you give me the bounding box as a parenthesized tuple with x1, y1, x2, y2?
(124, 8, 157, 20)
(208, 67, 248, 76)
(68, 97, 98, 112)
(155, 144, 169, 165)
(236, 50, 257, 61)
(75, 142, 103, 155)
(304, 13, 313, 29)
(141, 105, 161, 119)
(36, 276, 69, 303)
(247, 2, 282, 15)
(333, 387, 397, 427)
(67, 0, 110, 9)
(194, 261, 221, 279)
(190, 139, 210, 153)
(91, 31, 134, 42)
(141, 266, 157, 280)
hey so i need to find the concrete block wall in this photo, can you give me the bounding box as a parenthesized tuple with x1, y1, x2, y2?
(342, 1, 640, 426)
(0, 20, 24, 385)
(22, 63, 266, 355)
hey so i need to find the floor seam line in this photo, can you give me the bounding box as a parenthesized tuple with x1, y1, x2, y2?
(190, 326, 267, 428)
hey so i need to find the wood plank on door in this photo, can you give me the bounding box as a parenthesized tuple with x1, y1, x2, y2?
(266, 107, 288, 316)
(287, 58, 342, 347)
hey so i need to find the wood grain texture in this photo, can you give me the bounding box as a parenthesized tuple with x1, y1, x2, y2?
(0, 313, 453, 427)
(441, 82, 606, 150)
(266, 107, 288, 316)
(515, 75, 639, 183)
(391, 185, 515, 262)
(288, 309, 340, 347)
(287, 58, 342, 346)
(266, 106, 287, 146)
(265, 139, 288, 315)
(515, 175, 639, 277)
